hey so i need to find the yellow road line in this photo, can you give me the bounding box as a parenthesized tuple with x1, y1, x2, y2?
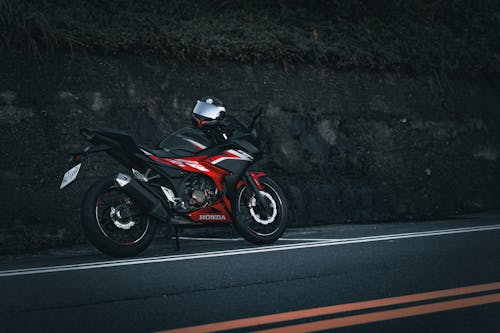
(158, 281, 500, 333)
(255, 292, 500, 333)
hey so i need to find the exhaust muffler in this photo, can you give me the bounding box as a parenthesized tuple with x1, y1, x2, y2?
(114, 173, 170, 221)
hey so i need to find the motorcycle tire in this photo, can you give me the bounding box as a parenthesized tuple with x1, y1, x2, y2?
(81, 177, 157, 257)
(234, 177, 288, 244)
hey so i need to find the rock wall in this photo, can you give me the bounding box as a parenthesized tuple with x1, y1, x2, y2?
(1, 52, 499, 253)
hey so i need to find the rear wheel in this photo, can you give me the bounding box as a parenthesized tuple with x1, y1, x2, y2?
(234, 177, 287, 244)
(81, 178, 157, 257)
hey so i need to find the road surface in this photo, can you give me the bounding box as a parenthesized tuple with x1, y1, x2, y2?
(1, 211, 500, 332)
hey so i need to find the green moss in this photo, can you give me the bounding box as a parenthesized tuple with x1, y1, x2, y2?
(1, 0, 499, 77)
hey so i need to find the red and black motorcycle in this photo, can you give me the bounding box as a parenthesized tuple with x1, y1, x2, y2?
(60, 97, 287, 257)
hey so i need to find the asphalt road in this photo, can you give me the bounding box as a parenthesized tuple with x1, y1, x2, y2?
(1, 212, 500, 332)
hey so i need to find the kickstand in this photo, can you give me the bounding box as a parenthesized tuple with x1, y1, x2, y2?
(174, 225, 180, 251)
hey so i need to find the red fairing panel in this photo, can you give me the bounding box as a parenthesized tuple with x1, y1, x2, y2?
(206, 149, 253, 165)
(149, 155, 210, 174)
(148, 154, 234, 218)
(187, 199, 232, 223)
(148, 155, 230, 192)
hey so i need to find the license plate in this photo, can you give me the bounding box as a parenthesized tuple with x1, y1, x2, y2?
(60, 163, 81, 189)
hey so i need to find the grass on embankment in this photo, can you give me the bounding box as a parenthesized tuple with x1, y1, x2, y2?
(1, 0, 499, 77)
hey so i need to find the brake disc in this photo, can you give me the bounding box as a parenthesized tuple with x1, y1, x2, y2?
(248, 191, 278, 225)
(110, 206, 136, 230)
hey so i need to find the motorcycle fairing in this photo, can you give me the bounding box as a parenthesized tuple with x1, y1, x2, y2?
(78, 127, 262, 225)
(157, 127, 211, 155)
(144, 147, 257, 223)
(187, 199, 231, 223)
(146, 154, 230, 193)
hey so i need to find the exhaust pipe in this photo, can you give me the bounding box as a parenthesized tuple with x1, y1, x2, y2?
(114, 173, 170, 221)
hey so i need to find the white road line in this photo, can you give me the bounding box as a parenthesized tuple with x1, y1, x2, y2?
(178, 237, 242, 241)
(177, 237, 337, 242)
(1, 224, 499, 278)
(280, 238, 341, 242)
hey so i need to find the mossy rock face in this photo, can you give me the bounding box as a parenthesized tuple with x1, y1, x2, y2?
(1, 0, 499, 77)
(1, 52, 500, 253)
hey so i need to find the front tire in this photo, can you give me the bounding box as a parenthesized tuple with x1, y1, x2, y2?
(234, 177, 288, 244)
(81, 178, 157, 257)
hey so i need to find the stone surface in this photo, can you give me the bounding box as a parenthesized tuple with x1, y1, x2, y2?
(0, 53, 499, 253)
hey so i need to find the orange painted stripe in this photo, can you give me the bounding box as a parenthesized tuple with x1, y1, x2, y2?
(254, 292, 500, 333)
(158, 282, 500, 333)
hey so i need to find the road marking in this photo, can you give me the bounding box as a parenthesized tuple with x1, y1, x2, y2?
(178, 237, 337, 242)
(0, 224, 499, 277)
(178, 237, 242, 241)
(158, 282, 500, 333)
(254, 293, 500, 333)
(280, 238, 341, 241)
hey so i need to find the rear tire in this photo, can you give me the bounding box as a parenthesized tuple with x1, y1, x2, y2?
(81, 178, 157, 257)
(233, 177, 287, 244)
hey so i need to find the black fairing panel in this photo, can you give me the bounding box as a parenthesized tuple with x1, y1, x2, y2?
(216, 159, 252, 175)
(158, 127, 212, 156)
(216, 139, 259, 173)
(232, 139, 259, 156)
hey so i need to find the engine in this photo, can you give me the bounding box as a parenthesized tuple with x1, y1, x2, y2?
(185, 175, 218, 210)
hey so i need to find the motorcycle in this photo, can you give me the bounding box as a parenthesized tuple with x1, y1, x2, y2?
(60, 99, 287, 257)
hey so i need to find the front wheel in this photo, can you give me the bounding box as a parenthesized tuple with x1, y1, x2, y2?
(81, 178, 157, 257)
(234, 177, 288, 244)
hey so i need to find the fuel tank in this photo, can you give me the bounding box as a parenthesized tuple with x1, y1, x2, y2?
(158, 127, 212, 155)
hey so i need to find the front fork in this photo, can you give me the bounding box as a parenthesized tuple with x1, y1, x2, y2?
(245, 171, 269, 209)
